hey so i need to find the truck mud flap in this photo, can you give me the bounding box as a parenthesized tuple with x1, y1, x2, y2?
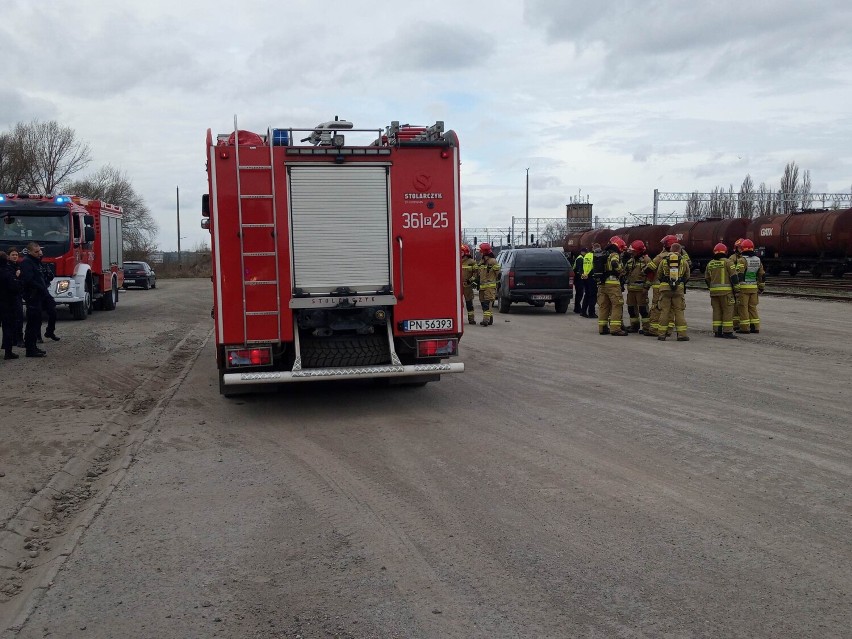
(222, 362, 464, 386)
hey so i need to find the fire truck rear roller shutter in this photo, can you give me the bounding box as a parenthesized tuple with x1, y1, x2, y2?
(289, 166, 391, 294)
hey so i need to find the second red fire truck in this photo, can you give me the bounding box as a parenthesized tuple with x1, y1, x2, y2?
(203, 117, 465, 394)
(0, 194, 123, 319)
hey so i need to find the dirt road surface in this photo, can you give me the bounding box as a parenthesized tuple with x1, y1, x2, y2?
(1, 280, 849, 638)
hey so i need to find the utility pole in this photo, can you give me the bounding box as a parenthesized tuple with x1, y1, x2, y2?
(176, 186, 181, 264)
(525, 168, 530, 246)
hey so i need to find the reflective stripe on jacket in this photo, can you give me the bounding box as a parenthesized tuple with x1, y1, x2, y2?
(704, 257, 739, 296)
(625, 254, 651, 291)
(603, 251, 624, 286)
(478, 256, 500, 289)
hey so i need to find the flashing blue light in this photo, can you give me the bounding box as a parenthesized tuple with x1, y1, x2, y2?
(54, 195, 71, 204)
(0, 194, 6, 202)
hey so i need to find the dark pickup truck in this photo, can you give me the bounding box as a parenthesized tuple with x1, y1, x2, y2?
(497, 248, 573, 314)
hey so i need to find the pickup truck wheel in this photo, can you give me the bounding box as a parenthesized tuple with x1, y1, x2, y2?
(498, 295, 512, 313)
(554, 298, 570, 313)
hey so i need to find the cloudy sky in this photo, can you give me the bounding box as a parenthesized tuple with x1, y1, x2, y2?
(3, 0, 851, 250)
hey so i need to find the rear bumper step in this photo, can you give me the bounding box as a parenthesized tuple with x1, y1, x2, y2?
(223, 362, 464, 385)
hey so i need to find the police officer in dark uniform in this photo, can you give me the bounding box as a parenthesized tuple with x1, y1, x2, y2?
(18, 242, 50, 357)
(0, 251, 22, 359)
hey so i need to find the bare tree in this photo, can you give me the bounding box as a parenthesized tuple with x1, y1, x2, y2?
(8, 120, 91, 193)
(541, 220, 567, 247)
(1, 131, 30, 193)
(780, 161, 799, 214)
(708, 185, 736, 218)
(799, 169, 811, 211)
(66, 165, 159, 255)
(738, 174, 755, 219)
(684, 191, 704, 220)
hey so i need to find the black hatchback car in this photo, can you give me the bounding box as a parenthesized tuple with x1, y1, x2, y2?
(123, 261, 157, 290)
(497, 248, 573, 313)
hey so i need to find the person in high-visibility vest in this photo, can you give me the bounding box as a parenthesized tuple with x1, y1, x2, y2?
(730, 239, 765, 333)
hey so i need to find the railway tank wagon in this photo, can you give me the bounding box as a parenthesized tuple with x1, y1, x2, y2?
(561, 208, 852, 277)
(685, 218, 751, 270)
(624, 225, 672, 257)
(748, 208, 852, 277)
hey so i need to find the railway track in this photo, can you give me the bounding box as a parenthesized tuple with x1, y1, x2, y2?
(686, 272, 852, 301)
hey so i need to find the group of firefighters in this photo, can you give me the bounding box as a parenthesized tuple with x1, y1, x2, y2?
(570, 234, 765, 341)
(459, 235, 767, 341)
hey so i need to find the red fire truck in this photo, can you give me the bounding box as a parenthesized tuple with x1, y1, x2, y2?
(203, 117, 465, 394)
(0, 194, 123, 319)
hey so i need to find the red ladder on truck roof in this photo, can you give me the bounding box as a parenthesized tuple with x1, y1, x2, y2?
(233, 117, 282, 344)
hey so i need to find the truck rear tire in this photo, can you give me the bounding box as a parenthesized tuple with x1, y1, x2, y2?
(300, 333, 390, 368)
(554, 298, 570, 313)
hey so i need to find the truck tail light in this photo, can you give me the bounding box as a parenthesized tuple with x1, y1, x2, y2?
(508, 269, 515, 289)
(226, 347, 272, 367)
(417, 338, 458, 358)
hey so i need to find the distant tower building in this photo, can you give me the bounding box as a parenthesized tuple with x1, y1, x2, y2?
(566, 195, 593, 233)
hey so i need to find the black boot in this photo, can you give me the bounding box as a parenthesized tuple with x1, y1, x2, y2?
(721, 332, 738, 339)
(44, 332, 60, 341)
(4, 352, 19, 360)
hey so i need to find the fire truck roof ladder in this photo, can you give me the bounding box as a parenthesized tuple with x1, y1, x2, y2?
(386, 121, 445, 145)
(232, 115, 282, 344)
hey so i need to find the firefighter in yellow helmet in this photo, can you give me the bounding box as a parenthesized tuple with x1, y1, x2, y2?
(477, 242, 500, 326)
(460, 244, 477, 325)
(704, 243, 740, 338)
(656, 243, 690, 341)
(597, 236, 629, 336)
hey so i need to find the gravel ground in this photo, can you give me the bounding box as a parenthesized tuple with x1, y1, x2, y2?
(2, 281, 850, 638)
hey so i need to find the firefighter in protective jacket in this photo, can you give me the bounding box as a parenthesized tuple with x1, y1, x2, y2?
(646, 235, 691, 337)
(730, 239, 765, 333)
(656, 243, 690, 341)
(704, 243, 740, 338)
(460, 244, 477, 325)
(730, 238, 744, 330)
(477, 242, 500, 326)
(597, 236, 628, 336)
(624, 240, 651, 333)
